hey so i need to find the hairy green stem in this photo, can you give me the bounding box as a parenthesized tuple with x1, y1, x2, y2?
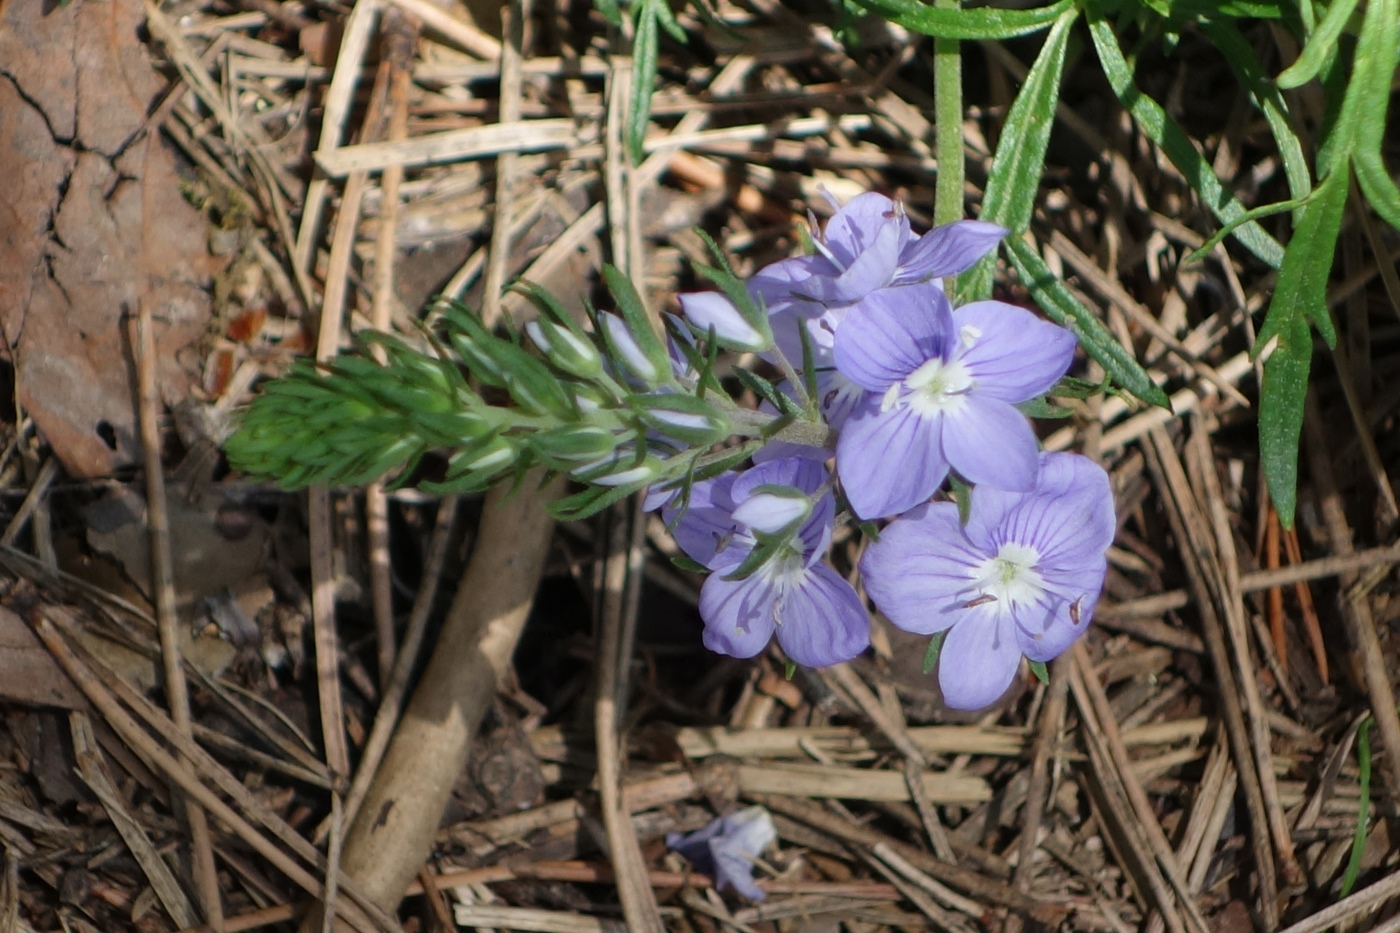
(933, 0, 964, 227)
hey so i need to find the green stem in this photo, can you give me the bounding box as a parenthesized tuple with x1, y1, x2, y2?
(933, 0, 964, 227)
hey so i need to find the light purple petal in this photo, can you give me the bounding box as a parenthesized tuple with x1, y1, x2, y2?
(951, 302, 1076, 401)
(940, 396, 1040, 491)
(836, 399, 947, 520)
(766, 304, 844, 371)
(1015, 593, 1094, 663)
(732, 456, 827, 500)
(700, 573, 778, 659)
(709, 808, 776, 900)
(773, 563, 870, 668)
(803, 216, 904, 304)
(666, 473, 747, 571)
(859, 502, 983, 635)
(893, 220, 1008, 284)
(938, 611, 1023, 710)
(749, 254, 831, 313)
(969, 452, 1115, 568)
(678, 291, 768, 351)
(834, 285, 952, 391)
(821, 191, 902, 267)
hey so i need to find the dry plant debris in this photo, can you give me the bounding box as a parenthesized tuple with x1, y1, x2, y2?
(0, 0, 1395, 932)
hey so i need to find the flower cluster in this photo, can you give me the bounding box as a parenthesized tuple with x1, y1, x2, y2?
(227, 186, 1117, 712)
(655, 191, 1115, 709)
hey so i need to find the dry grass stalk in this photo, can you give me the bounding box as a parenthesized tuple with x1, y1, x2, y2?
(132, 305, 224, 931)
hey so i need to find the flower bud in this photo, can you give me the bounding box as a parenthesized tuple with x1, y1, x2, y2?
(633, 394, 731, 447)
(732, 488, 811, 535)
(678, 291, 771, 352)
(531, 424, 628, 465)
(599, 313, 664, 387)
(526, 319, 604, 380)
(571, 448, 662, 487)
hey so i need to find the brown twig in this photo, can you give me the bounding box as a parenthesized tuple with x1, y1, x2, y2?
(1302, 392, 1400, 793)
(1143, 428, 1282, 928)
(593, 500, 665, 933)
(132, 306, 223, 931)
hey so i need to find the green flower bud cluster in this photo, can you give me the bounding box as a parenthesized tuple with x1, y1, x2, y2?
(225, 264, 820, 520)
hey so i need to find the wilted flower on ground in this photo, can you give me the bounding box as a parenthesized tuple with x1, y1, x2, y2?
(661, 457, 869, 667)
(667, 807, 777, 900)
(859, 452, 1115, 710)
(834, 287, 1076, 519)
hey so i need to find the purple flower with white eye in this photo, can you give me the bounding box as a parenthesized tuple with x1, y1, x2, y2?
(663, 457, 869, 668)
(667, 807, 777, 900)
(859, 452, 1114, 710)
(833, 287, 1076, 519)
(756, 193, 1007, 368)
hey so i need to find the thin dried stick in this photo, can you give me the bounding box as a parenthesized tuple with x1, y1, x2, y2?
(30, 614, 391, 933)
(594, 501, 664, 933)
(750, 794, 1061, 923)
(1302, 393, 1400, 792)
(1185, 421, 1301, 889)
(295, 0, 382, 275)
(482, 0, 529, 326)
(0, 456, 57, 547)
(1069, 646, 1202, 933)
(133, 306, 223, 932)
(1143, 429, 1279, 929)
(71, 711, 198, 929)
(1014, 652, 1071, 900)
(1265, 505, 1286, 673)
(367, 12, 418, 695)
(1281, 528, 1327, 683)
(1103, 542, 1400, 618)
(826, 664, 955, 862)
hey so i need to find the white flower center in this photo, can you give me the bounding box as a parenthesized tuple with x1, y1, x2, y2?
(757, 548, 808, 627)
(902, 357, 973, 417)
(968, 542, 1045, 610)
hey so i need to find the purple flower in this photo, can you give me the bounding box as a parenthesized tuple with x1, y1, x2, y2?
(859, 452, 1114, 710)
(755, 193, 1006, 368)
(667, 807, 777, 900)
(833, 289, 1076, 519)
(664, 458, 869, 668)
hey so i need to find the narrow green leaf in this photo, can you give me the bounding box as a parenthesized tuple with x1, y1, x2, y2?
(1257, 170, 1346, 353)
(1005, 237, 1172, 409)
(1258, 314, 1312, 530)
(846, 0, 1072, 40)
(548, 480, 648, 521)
(1088, 17, 1285, 269)
(1341, 716, 1374, 898)
(1355, 154, 1400, 232)
(1029, 660, 1050, 685)
(627, 0, 659, 165)
(785, 660, 798, 681)
(1276, 0, 1360, 89)
(593, 0, 622, 27)
(966, 7, 1077, 300)
(670, 553, 708, 574)
(1185, 195, 1312, 263)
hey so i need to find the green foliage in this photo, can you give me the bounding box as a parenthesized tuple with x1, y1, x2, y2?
(1341, 715, 1374, 897)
